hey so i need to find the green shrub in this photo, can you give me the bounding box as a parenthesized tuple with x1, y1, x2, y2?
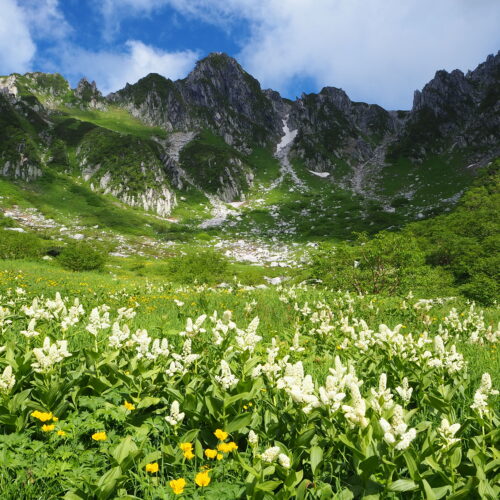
(58, 242, 106, 271)
(165, 249, 229, 284)
(0, 230, 44, 259)
(307, 232, 427, 295)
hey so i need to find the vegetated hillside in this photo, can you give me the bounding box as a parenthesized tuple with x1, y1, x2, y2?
(303, 159, 498, 302)
(0, 51, 498, 233)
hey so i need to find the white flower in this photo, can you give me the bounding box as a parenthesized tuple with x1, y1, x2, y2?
(165, 400, 185, 426)
(31, 337, 72, 373)
(260, 446, 281, 463)
(289, 331, 305, 352)
(395, 377, 413, 404)
(179, 315, 207, 337)
(150, 338, 170, 359)
(379, 405, 416, 450)
(173, 299, 184, 307)
(0, 365, 15, 394)
(370, 373, 394, 413)
(248, 430, 259, 447)
(470, 373, 499, 416)
(109, 322, 131, 349)
(437, 418, 461, 449)
(20, 318, 40, 338)
(342, 383, 368, 429)
(395, 428, 417, 451)
(278, 453, 291, 469)
(215, 360, 239, 390)
(235, 317, 262, 353)
(117, 307, 136, 320)
(86, 306, 111, 336)
(130, 329, 152, 359)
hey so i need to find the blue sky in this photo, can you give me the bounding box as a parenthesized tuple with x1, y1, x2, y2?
(1, 0, 499, 109)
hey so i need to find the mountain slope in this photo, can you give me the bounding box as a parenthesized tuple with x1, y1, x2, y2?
(0, 51, 498, 236)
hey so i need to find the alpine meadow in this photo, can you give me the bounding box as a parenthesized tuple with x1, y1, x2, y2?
(0, 4, 499, 499)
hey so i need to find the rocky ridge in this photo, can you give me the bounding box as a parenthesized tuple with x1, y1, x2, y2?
(0, 51, 498, 220)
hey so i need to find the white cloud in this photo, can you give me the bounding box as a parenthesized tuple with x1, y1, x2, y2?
(60, 40, 199, 94)
(0, 0, 36, 74)
(100, 0, 500, 109)
(21, 0, 71, 40)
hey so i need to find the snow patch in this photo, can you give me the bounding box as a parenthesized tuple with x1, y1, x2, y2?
(309, 170, 330, 178)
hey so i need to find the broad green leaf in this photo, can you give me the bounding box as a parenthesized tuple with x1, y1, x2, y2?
(310, 445, 323, 475)
(225, 412, 252, 433)
(112, 436, 138, 466)
(96, 466, 122, 500)
(388, 479, 418, 492)
(422, 479, 437, 500)
(359, 455, 379, 476)
(256, 480, 282, 492)
(136, 397, 160, 409)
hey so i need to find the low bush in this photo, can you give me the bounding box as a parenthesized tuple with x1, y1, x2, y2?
(0, 230, 44, 259)
(165, 249, 229, 284)
(58, 242, 106, 271)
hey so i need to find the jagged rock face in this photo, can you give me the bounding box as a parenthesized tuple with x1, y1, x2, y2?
(0, 92, 45, 181)
(109, 53, 283, 149)
(77, 128, 176, 217)
(391, 51, 500, 161)
(288, 87, 402, 175)
(74, 78, 106, 110)
(109, 74, 189, 131)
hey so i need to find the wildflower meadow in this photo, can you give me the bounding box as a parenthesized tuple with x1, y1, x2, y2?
(0, 268, 498, 499)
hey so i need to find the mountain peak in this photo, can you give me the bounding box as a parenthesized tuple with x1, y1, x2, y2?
(187, 52, 247, 83)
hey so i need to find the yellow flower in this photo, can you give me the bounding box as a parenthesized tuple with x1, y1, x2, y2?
(31, 411, 53, 422)
(205, 448, 217, 459)
(145, 462, 159, 473)
(52, 416, 59, 422)
(217, 442, 237, 453)
(216, 453, 223, 460)
(195, 471, 211, 487)
(179, 442, 193, 452)
(123, 401, 135, 411)
(169, 478, 186, 495)
(184, 450, 195, 460)
(214, 429, 228, 441)
(92, 431, 107, 441)
(227, 442, 238, 452)
(57, 430, 66, 436)
(42, 424, 55, 432)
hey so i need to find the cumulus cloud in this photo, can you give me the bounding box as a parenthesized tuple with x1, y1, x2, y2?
(22, 0, 71, 40)
(100, 0, 500, 108)
(59, 41, 199, 94)
(0, 0, 36, 74)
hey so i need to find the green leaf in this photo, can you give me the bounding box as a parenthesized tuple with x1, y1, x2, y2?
(225, 412, 252, 433)
(388, 479, 418, 492)
(63, 493, 84, 500)
(256, 480, 282, 492)
(404, 451, 419, 479)
(136, 397, 160, 409)
(359, 455, 379, 476)
(296, 427, 316, 448)
(310, 445, 323, 475)
(450, 447, 462, 469)
(112, 436, 138, 466)
(180, 428, 200, 443)
(96, 466, 122, 500)
(422, 479, 437, 500)
(224, 391, 251, 407)
(139, 451, 162, 468)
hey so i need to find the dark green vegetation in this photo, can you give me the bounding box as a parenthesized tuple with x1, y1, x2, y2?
(58, 242, 107, 272)
(306, 161, 500, 304)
